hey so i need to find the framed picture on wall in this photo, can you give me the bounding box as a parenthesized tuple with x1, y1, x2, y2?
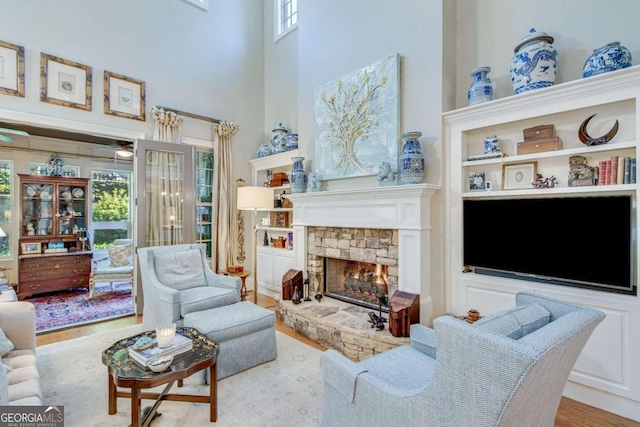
(40, 53, 92, 111)
(103, 71, 146, 121)
(0, 40, 25, 97)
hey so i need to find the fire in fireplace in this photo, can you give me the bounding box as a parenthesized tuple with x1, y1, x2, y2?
(323, 257, 389, 312)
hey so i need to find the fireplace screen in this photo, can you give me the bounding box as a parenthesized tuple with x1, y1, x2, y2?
(323, 258, 389, 311)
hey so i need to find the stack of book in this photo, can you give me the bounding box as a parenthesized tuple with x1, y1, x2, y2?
(128, 334, 193, 367)
(597, 156, 637, 185)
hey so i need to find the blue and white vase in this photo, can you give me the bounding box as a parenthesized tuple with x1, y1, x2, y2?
(468, 66, 493, 106)
(270, 123, 288, 151)
(256, 143, 271, 158)
(285, 133, 298, 150)
(399, 131, 425, 185)
(583, 41, 632, 78)
(47, 154, 65, 176)
(484, 136, 500, 154)
(288, 156, 308, 193)
(510, 28, 557, 94)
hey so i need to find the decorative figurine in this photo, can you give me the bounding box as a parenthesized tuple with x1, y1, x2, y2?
(307, 172, 320, 192)
(377, 161, 396, 183)
(292, 288, 301, 304)
(578, 114, 619, 146)
(368, 312, 385, 331)
(532, 173, 558, 188)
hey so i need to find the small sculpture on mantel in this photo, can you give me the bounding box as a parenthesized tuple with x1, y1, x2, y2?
(532, 173, 558, 189)
(377, 161, 396, 185)
(307, 172, 320, 192)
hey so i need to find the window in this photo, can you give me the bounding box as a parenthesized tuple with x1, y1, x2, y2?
(0, 161, 12, 257)
(91, 170, 132, 249)
(275, 0, 297, 41)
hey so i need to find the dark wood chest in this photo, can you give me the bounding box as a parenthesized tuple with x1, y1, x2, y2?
(282, 269, 303, 300)
(388, 291, 420, 337)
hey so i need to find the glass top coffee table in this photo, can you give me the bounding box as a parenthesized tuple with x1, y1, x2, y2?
(102, 326, 219, 427)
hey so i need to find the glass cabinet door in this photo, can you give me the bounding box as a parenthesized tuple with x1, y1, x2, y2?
(57, 184, 87, 235)
(23, 183, 54, 237)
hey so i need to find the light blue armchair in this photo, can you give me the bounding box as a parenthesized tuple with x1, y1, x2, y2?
(320, 292, 605, 427)
(137, 244, 241, 331)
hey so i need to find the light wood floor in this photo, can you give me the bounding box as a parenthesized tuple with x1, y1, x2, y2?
(36, 293, 639, 427)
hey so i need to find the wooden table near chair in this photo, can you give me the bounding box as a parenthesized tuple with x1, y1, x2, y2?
(217, 266, 250, 301)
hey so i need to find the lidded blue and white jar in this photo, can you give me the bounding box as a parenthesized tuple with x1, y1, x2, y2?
(484, 136, 500, 154)
(285, 133, 298, 150)
(270, 123, 288, 152)
(399, 131, 425, 185)
(583, 42, 632, 78)
(510, 29, 557, 94)
(288, 156, 308, 193)
(468, 66, 494, 106)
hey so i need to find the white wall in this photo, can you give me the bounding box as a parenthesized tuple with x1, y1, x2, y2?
(0, 0, 265, 168)
(455, 0, 640, 109)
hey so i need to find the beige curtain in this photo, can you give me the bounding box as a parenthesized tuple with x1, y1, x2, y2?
(215, 121, 239, 272)
(151, 107, 184, 143)
(149, 107, 184, 246)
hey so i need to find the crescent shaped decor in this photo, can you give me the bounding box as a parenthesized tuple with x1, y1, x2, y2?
(578, 113, 619, 146)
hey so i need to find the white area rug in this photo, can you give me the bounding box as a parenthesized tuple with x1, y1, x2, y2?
(37, 325, 324, 426)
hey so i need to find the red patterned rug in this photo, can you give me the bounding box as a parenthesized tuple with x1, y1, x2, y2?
(26, 282, 134, 333)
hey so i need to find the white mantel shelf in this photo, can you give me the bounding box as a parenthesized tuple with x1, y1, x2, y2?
(286, 183, 440, 230)
(286, 182, 441, 324)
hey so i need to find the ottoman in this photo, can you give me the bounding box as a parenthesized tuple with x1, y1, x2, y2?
(183, 301, 277, 381)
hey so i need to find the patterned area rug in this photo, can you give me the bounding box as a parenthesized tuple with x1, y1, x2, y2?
(37, 325, 323, 426)
(26, 282, 134, 333)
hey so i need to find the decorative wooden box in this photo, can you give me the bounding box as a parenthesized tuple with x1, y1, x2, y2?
(282, 269, 303, 300)
(523, 124, 555, 141)
(388, 291, 420, 338)
(226, 265, 244, 273)
(517, 137, 562, 155)
(272, 236, 287, 248)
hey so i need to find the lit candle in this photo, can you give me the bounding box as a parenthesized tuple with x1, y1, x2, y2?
(155, 323, 176, 348)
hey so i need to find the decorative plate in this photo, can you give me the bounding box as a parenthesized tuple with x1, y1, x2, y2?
(72, 188, 84, 198)
(25, 185, 36, 197)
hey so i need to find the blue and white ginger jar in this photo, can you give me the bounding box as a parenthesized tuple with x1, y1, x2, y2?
(484, 136, 500, 154)
(288, 156, 308, 193)
(399, 131, 425, 185)
(257, 143, 271, 158)
(468, 66, 493, 106)
(583, 41, 632, 78)
(270, 123, 288, 152)
(510, 29, 557, 94)
(47, 154, 65, 176)
(285, 133, 298, 150)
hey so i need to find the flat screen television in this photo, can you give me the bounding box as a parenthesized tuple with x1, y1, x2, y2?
(463, 195, 636, 295)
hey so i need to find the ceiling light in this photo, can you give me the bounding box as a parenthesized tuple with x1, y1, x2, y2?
(116, 145, 133, 158)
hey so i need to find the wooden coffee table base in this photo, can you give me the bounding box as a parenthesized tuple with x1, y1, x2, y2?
(108, 363, 217, 427)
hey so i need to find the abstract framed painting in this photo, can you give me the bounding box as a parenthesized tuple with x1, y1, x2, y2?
(314, 53, 400, 180)
(40, 53, 92, 111)
(0, 40, 25, 97)
(104, 70, 146, 121)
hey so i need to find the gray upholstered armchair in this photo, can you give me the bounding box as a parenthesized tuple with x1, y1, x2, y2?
(137, 243, 241, 331)
(320, 292, 605, 427)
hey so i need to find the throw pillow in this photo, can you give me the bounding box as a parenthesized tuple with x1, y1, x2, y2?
(153, 248, 207, 291)
(0, 327, 14, 357)
(474, 303, 551, 340)
(108, 244, 133, 267)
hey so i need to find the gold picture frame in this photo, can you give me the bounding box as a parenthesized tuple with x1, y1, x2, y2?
(502, 161, 537, 190)
(40, 53, 92, 111)
(0, 40, 25, 97)
(21, 242, 41, 255)
(103, 70, 146, 121)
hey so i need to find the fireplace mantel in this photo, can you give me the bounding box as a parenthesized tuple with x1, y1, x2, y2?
(287, 183, 440, 324)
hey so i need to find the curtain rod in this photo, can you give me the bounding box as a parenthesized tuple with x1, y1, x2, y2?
(155, 105, 221, 124)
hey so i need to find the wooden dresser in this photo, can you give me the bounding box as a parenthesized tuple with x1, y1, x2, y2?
(18, 251, 92, 299)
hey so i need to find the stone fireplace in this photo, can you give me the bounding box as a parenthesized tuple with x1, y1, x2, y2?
(310, 227, 397, 312)
(286, 183, 439, 324)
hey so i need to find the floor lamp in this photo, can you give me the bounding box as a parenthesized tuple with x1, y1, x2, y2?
(237, 186, 273, 304)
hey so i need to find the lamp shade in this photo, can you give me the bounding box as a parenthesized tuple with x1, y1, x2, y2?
(237, 186, 273, 210)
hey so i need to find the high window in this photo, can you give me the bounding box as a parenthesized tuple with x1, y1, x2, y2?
(275, 0, 298, 41)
